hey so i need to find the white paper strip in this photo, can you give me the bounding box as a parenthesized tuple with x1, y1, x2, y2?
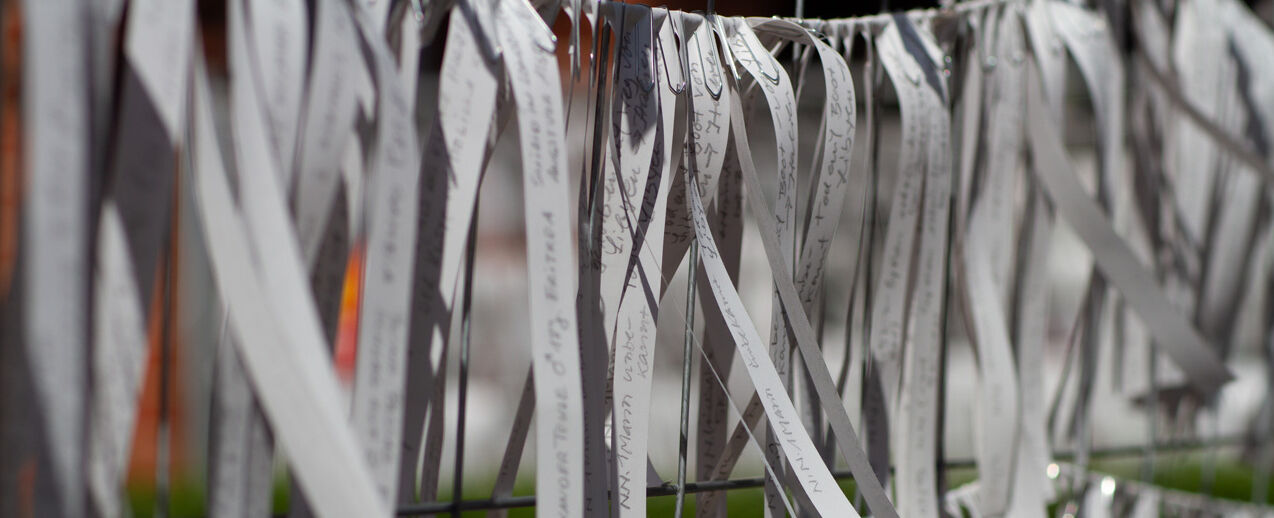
(242, 0, 308, 183)
(661, 14, 731, 279)
(1195, 0, 1274, 353)
(753, 19, 858, 455)
(725, 19, 800, 516)
(1049, 1, 1127, 239)
(86, 205, 151, 518)
(963, 202, 1022, 517)
(294, 0, 360, 265)
(881, 17, 953, 518)
(682, 20, 742, 512)
(1167, 0, 1228, 245)
(1131, 487, 1159, 518)
(347, 0, 425, 502)
(685, 132, 857, 518)
(704, 16, 858, 502)
(494, 3, 587, 516)
(1081, 478, 1114, 518)
(600, 9, 658, 438)
(1005, 190, 1055, 517)
(86, 1, 196, 513)
(693, 144, 743, 517)
(208, 325, 276, 518)
(954, 10, 986, 230)
(869, 21, 927, 414)
(963, 7, 1025, 516)
(123, 0, 194, 141)
(609, 9, 679, 516)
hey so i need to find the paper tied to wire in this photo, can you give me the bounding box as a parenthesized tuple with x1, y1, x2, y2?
(17, 0, 1274, 517)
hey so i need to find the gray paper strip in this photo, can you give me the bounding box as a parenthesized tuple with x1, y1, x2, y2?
(20, 0, 91, 513)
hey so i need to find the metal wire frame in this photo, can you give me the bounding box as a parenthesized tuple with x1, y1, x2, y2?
(393, 435, 1254, 516)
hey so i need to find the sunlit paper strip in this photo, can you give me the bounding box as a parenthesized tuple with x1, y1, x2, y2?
(723, 19, 801, 517)
(600, 8, 659, 513)
(686, 14, 742, 517)
(608, 8, 680, 517)
(494, 3, 588, 516)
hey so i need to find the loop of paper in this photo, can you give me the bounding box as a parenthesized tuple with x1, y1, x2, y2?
(661, 13, 732, 283)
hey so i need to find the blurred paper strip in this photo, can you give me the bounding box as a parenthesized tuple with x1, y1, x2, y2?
(20, 0, 91, 514)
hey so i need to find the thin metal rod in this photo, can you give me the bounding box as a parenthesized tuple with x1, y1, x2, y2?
(156, 170, 180, 518)
(449, 209, 480, 516)
(674, 243, 699, 518)
(1143, 345, 1158, 484)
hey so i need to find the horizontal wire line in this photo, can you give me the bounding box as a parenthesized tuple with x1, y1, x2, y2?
(393, 435, 1250, 515)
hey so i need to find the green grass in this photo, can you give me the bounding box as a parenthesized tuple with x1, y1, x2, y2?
(124, 478, 206, 518)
